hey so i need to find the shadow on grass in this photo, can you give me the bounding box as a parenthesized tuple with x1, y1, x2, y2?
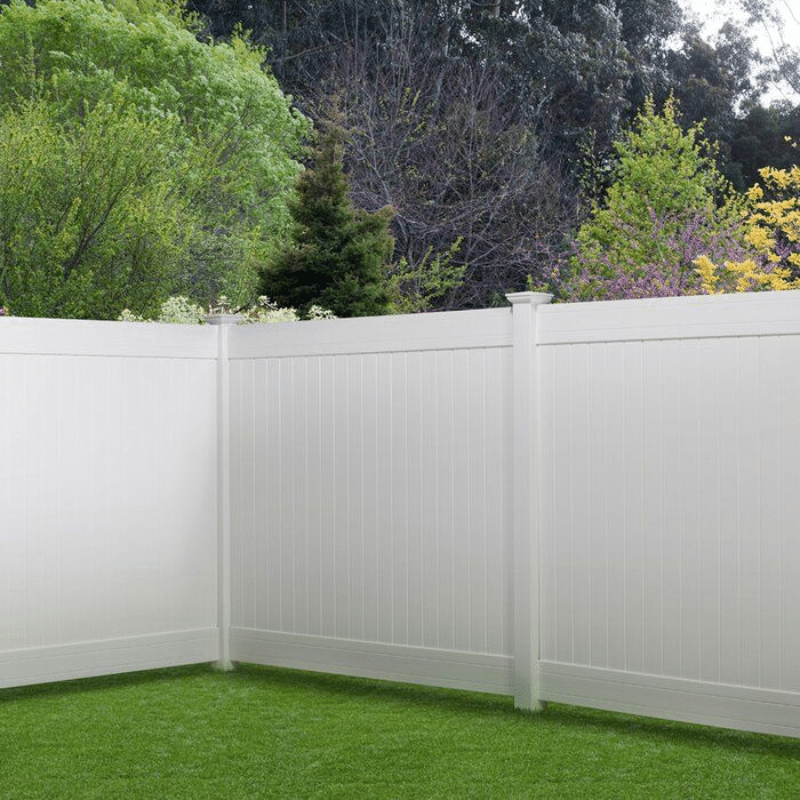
(538, 703, 800, 758)
(3, 659, 799, 760)
(230, 660, 518, 717)
(230, 662, 800, 756)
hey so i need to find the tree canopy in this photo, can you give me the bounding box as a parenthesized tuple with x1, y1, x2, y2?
(0, 0, 308, 319)
(185, 0, 795, 305)
(2, 0, 797, 317)
(555, 96, 800, 301)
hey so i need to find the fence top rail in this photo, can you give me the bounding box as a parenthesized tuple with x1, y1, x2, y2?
(228, 307, 513, 359)
(0, 316, 217, 359)
(5, 290, 800, 359)
(537, 290, 800, 345)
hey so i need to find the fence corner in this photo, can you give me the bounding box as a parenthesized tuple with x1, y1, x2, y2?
(207, 314, 240, 670)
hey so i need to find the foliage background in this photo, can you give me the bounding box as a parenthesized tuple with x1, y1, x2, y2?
(184, 0, 800, 308)
(0, 0, 309, 319)
(1, 0, 799, 316)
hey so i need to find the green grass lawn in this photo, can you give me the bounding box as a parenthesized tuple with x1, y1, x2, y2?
(1, 663, 798, 799)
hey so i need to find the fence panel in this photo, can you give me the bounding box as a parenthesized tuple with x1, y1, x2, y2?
(228, 310, 517, 694)
(0, 318, 219, 688)
(537, 292, 800, 737)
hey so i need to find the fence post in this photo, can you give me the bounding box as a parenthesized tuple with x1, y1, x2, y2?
(205, 313, 242, 670)
(507, 291, 552, 711)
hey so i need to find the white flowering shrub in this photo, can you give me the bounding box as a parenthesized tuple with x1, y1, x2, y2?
(119, 295, 335, 324)
(120, 296, 206, 324)
(239, 297, 337, 323)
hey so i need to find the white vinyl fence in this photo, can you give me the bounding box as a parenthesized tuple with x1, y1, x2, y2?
(0, 319, 220, 686)
(536, 294, 800, 737)
(226, 307, 520, 697)
(2, 291, 800, 738)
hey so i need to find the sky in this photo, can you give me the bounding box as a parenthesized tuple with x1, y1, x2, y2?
(679, 0, 800, 101)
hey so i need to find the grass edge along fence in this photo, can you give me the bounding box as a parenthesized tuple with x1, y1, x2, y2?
(2, 663, 799, 799)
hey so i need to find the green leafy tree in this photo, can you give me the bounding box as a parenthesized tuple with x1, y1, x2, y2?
(560, 95, 741, 300)
(385, 240, 466, 314)
(261, 129, 394, 318)
(0, 97, 191, 319)
(0, 0, 308, 319)
(730, 103, 800, 188)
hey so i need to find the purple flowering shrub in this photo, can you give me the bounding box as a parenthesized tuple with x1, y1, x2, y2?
(546, 207, 766, 302)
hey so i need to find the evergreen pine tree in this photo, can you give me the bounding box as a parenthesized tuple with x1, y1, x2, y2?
(260, 129, 394, 317)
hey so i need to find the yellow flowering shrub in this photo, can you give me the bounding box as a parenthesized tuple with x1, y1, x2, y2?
(694, 255, 799, 294)
(695, 146, 800, 294)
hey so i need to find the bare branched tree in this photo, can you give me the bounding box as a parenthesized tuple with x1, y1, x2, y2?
(736, 0, 800, 98)
(311, 11, 579, 307)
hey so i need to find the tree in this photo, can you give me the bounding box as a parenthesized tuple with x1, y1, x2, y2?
(260, 129, 394, 318)
(188, 0, 689, 305)
(730, 102, 800, 188)
(552, 97, 800, 302)
(555, 96, 744, 300)
(189, 0, 798, 307)
(189, 0, 682, 144)
(0, 0, 308, 319)
(667, 21, 763, 144)
(384, 240, 466, 313)
(735, 0, 800, 99)
(0, 97, 192, 319)
(316, 16, 578, 308)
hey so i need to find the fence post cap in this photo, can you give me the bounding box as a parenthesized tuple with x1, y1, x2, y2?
(506, 291, 553, 306)
(203, 313, 244, 325)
